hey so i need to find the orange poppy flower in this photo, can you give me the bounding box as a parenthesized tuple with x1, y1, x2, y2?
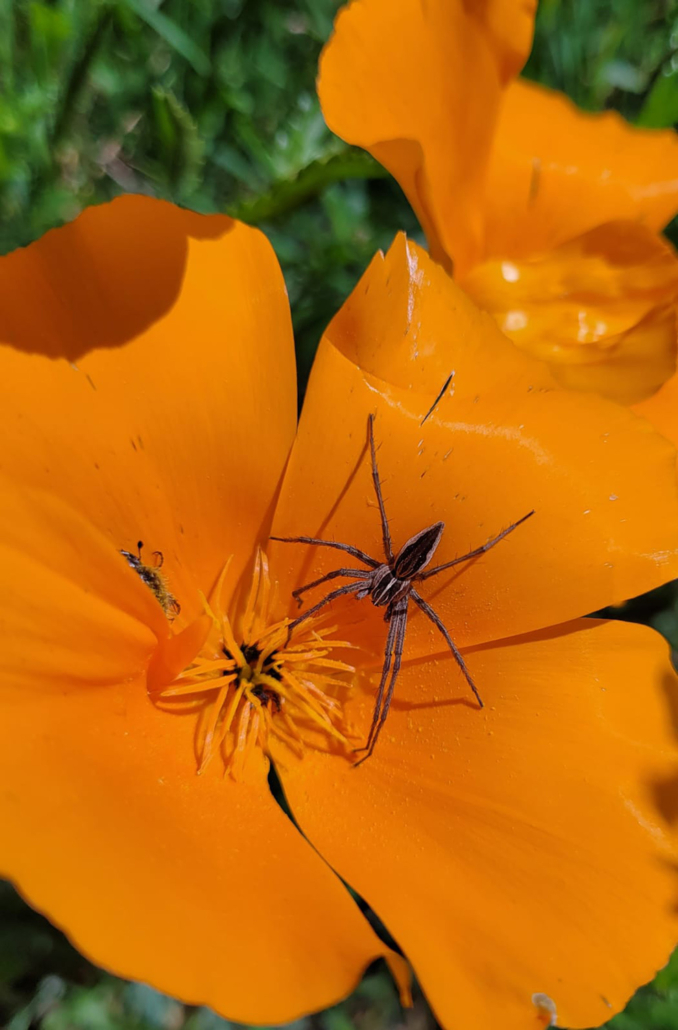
(2, 196, 678, 1030)
(317, 0, 678, 439)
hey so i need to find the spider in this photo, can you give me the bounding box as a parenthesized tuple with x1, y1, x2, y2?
(272, 415, 534, 763)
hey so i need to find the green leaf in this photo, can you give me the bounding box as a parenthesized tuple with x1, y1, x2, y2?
(637, 65, 678, 127)
(231, 148, 389, 224)
(121, 0, 210, 75)
(122, 982, 183, 1028)
(149, 87, 204, 195)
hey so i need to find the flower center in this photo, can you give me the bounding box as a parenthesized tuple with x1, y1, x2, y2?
(154, 551, 353, 778)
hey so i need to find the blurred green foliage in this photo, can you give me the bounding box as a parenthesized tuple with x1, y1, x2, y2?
(0, 0, 418, 387)
(526, 0, 678, 117)
(1, 0, 678, 1027)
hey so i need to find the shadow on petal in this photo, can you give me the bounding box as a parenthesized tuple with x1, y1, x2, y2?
(0, 195, 235, 360)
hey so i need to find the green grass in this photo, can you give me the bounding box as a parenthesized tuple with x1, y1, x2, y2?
(1, 0, 678, 1027)
(0, 0, 419, 390)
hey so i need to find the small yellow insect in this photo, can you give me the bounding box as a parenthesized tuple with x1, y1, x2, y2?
(120, 540, 181, 620)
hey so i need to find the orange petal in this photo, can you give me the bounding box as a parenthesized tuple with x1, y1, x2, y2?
(0, 480, 162, 689)
(318, 0, 536, 275)
(0, 196, 297, 625)
(0, 662, 408, 1022)
(322, 233, 553, 394)
(634, 371, 678, 450)
(275, 619, 678, 1030)
(271, 238, 678, 652)
(0, 420, 410, 1015)
(462, 220, 678, 404)
(547, 307, 677, 406)
(485, 79, 678, 260)
(471, 0, 537, 81)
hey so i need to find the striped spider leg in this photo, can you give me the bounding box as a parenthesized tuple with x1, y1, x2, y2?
(272, 414, 534, 763)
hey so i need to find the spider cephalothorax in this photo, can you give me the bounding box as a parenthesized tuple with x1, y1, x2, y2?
(272, 415, 533, 762)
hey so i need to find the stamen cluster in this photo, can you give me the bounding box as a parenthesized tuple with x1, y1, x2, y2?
(155, 552, 354, 778)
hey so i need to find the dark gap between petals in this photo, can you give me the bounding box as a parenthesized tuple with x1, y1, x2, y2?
(266, 762, 404, 957)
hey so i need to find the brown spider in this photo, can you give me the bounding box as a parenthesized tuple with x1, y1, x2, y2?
(272, 415, 534, 763)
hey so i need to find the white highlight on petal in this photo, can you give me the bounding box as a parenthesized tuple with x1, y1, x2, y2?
(501, 260, 520, 283)
(405, 239, 425, 336)
(503, 310, 528, 332)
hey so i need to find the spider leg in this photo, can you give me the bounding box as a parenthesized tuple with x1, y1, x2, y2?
(353, 604, 398, 756)
(271, 535, 379, 569)
(411, 589, 483, 708)
(293, 568, 371, 606)
(417, 510, 535, 580)
(367, 414, 394, 562)
(354, 597, 408, 766)
(287, 580, 365, 632)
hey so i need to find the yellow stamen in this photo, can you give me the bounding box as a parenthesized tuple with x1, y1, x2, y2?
(199, 683, 230, 774)
(231, 702, 255, 782)
(220, 612, 246, 669)
(155, 549, 354, 779)
(157, 675, 235, 699)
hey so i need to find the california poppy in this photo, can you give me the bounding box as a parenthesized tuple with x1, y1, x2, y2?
(1, 196, 678, 1030)
(317, 0, 678, 440)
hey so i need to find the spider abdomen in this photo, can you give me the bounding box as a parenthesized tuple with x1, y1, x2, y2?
(393, 521, 444, 579)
